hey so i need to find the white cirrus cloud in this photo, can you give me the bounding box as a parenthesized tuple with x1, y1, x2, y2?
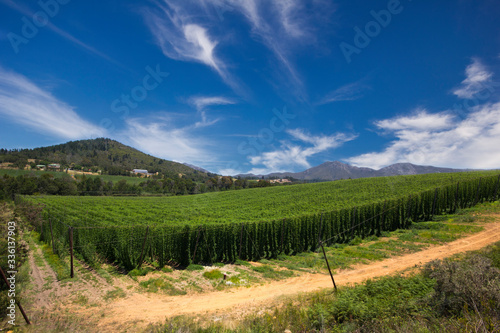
(219, 0, 333, 100)
(121, 116, 214, 166)
(142, 0, 334, 100)
(187, 95, 236, 128)
(247, 128, 357, 174)
(346, 103, 500, 170)
(0, 67, 106, 140)
(142, 1, 244, 94)
(318, 79, 371, 105)
(188, 96, 235, 111)
(453, 58, 494, 99)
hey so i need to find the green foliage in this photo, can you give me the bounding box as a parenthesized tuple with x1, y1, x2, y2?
(423, 253, 500, 318)
(161, 266, 174, 273)
(21, 172, 500, 271)
(128, 267, 154, 277)
(186, 264, 204, 271)
(202, 269, 224, 280)
(139, 278, 186, 295)
(234, 259, 251, 267)
(484, 242, 500, 268)
(324, 275, 435, 324)
(251, 265, 294, 280)
(153, 243, 500, 332)
(0, 138, 214, 181)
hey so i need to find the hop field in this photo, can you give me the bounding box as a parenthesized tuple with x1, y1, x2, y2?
(22, 171, 500, 270)
(26, 171, 499, 226)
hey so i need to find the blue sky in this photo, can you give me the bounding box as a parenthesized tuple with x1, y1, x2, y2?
(1, 0, 500, 175)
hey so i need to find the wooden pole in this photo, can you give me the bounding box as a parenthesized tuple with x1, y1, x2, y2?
(137, 226, 150, 268)
(49, 218, 55, 254)
(454, 182, 460, 212)
(69, 227, 74, 278)
(0, 266, 31, 325)
(320, 241, 337, 292)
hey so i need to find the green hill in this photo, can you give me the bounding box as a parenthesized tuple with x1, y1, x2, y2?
(0, 138, 215, 181)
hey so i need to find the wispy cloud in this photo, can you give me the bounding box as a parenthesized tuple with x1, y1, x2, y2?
(453, 58, 494, 99)
(188, 96, 236, 128)
(121, 116, 214, 166)
(142, 1, 244, 94)
(247, 128, 356, 174)
(189, 96, 235, 111)
(346, 104, 500, 170)
(0, 67, 106, 140)
(142, 0, 334, 101)
(219, 0, 331, 100)
(318, 79, 371, 105)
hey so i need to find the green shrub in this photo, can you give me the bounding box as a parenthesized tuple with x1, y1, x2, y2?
(186, 264, 204, 271)
(324, 274, 435, 324)
(484, 242, 500, 268)
(423, 254, 500, 317)
(128, 267, 153, 277)
(234, 259, 251, 266)
(203, 269, 224, 280)
(139, 278, 186, 295)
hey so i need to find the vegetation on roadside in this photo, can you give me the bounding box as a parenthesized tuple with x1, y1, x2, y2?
(0, 203, 29, 321)
(150, 241, 500, 333)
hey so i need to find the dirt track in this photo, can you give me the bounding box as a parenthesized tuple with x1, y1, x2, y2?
(95, 220, 500, 328)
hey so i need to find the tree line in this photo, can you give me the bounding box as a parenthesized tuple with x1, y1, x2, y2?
(0, 173, 291, 200)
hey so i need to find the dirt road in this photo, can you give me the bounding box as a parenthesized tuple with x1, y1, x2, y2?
(96, 220, 500, 328)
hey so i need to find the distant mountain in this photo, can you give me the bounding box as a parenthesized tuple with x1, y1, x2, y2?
(183, 163, 212, 174)
(238, 161, 466, 181)
(0, 138, 216, 181)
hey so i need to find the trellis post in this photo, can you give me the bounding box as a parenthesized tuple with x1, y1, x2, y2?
(319, 240, 337, 292)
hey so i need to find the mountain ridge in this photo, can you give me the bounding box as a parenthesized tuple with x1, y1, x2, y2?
(237, 161, 467, 181)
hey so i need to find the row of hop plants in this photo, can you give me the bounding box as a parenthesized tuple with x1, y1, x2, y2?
(25, 174, 500, 271)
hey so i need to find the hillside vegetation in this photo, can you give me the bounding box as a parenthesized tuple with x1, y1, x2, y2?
(0, 138, 214, 181)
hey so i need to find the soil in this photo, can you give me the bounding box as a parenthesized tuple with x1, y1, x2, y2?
(94, 220, 500, 329)
(13, 211, 500, 332)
